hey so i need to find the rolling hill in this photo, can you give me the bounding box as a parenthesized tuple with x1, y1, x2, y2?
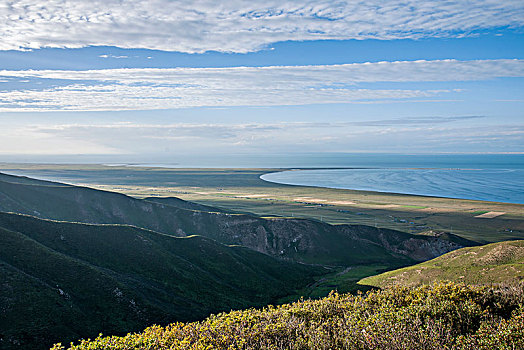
(359, 240, 524, 288)
(0, 171, 477, 349)
(0, 211, 323, 349)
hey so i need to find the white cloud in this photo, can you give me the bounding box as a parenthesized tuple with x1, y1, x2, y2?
(99, 54, 129, 59)
(1, 1, 523, 52)
(0, 59, 522, 111)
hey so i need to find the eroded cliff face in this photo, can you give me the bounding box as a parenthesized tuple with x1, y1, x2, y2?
(184, 212, 463, 265)
(338, 225, 463, 261)
(398, 237, 463, 261)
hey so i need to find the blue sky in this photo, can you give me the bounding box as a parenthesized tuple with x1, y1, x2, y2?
(1, 1, 523, 162)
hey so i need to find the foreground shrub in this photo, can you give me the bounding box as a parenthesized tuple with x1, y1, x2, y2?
(52, 282, 523, 350)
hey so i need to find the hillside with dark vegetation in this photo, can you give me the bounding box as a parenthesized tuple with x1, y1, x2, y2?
(52, 282, 524, 350)
(144, 196, 230, 213)
(0, 211, 325, 349)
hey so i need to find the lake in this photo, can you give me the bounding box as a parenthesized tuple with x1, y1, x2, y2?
(261, 155, 524, 204)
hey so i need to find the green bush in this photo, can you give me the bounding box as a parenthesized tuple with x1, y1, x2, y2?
(52, 282, 524, 350)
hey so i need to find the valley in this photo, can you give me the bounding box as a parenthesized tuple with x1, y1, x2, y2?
(0, 165, 522, 349)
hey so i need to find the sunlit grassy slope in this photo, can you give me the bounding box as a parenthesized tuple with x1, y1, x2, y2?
(359, 240, 524, 288)
(52, 282, 524, 350)
(0, 211, 323, 349)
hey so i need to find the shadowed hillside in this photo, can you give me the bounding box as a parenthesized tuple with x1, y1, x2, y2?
(0, 211, 323, 349)
(359, 240, 524, 288)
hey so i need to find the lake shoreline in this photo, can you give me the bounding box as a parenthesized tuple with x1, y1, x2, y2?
(260, 167, 524, 205)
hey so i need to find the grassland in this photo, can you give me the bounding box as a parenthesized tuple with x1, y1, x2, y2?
(52, 282, 524, 350)
(359, 240, 524, 288)
(2, 169, 453, 309)
(0, 163, 522, 244)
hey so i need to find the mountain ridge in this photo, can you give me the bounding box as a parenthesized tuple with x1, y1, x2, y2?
(0, 172, 468, 266)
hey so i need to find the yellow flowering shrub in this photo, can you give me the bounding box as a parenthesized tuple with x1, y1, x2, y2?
(52, 282, 523, 350)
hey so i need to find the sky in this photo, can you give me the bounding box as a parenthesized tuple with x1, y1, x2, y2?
(1, 0, 523, 164)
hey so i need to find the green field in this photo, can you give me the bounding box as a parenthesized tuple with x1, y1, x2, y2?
(280, 264, 386, 302)
(0, 169, 472, 311)
(1, 163, 522, 303)
(1, 163, 522, 243)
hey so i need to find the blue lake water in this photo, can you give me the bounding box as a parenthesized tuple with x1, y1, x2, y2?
(261, 156, 524, 204)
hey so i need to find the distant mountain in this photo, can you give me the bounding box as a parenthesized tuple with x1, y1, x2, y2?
(0, 211, 322, 349)
(0, 172, 465, 266)
(359, 240, 524, 288)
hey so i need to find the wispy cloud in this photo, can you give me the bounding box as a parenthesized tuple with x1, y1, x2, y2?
(99, 54, 129, 59)
(353, 115, 486, 126)
(1, 1, 523, 52)
(31, 117, 492, 140)
(8, 120, 521, 155)
(0, 59, 522, 111)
